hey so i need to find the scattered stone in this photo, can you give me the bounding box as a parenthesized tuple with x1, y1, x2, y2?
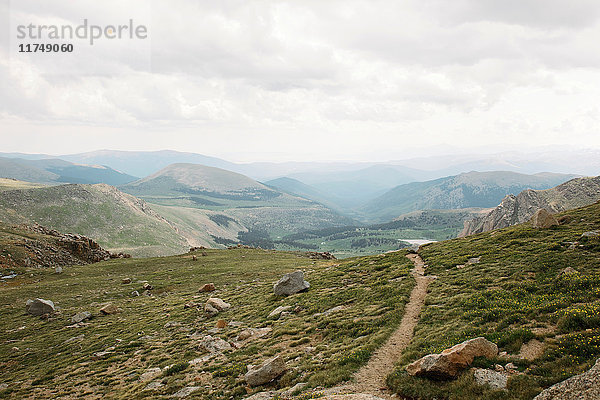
(192, 255, 197, 261)
(505, 362, 517, 371)
(25, 298, 55, 316)
(320, 395, 386, 400)
(268, 305, 292, 319)
(199, 283, 215, 292)
(303, 346, 315, 354)
(71, 311, 92, 324)
(164, 321, 182, 328)
(494, 364, 504, 372)
(100, 303, 122, 315)
(407, 337, 498, 379)
(172, 386, 200, 398)
(92, 351, 113, 360)
(205, 298, 230, 316)
(245, 355, 287, 387)
(142, 282, 153, 290)
(0, 383, 7, 390)
(131, 291, 140, 297)
(139, 367, 162, 382)
(473, 368, 508, 389)
(244, 392, 275, 400)
(282, 382, 308, 397)
(216, 319, 227, 329)
(307, 251, 336, 260)
(122, 278, 131, 284)
(55, 266, 63, 274)
(467, 257, 481, 264)
(273, 271, 310, 296)
(530, 209, 559, 229)
(197, 335, 232, 354)
(581, 230, 600, 238)
(144, 381, 164, 390)
(534, 358, 600, 400)
(562, 267, 578, 275)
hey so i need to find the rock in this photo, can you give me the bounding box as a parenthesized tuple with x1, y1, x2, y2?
(505, 362, 517, 371)
(205, 298, 230, 315)
(0, 383, 7, 390)
(282, 382, 308, 396)
(562, 267, 578, 275)
(273, 271, 310, 296)
(197, 335, 232, 354)
(238, 329, 254, 341)
(25, 298, 55, 316)
(140, 367, 162, 382)
(268, 305, 292, 319)
(467, 257, 481, 264)
(407, 337, 498, 379)
(216, 319, 227, 329)
(307, 251, 336, 260)
(199, 283, 216, 292)
(320, 395, 386, 400)
(142, 282, 153, 290)
(131, 291, 140, 297)
(55, 266, 63, 274)
(192, 255, 197, 261)
(172, 386, 200, 398)
(473, 368, 508, 389)
(235, 328, 272, 345)
(534, 358, 600, 400)
(244, 392, 275, 400)
(122, 278, 131, 284)
(71, 311, 92, 324)
(581, 230, 600, 238)
(530, 209, 559, 229)
(494, 364, 504, 372)
(100, 303, 122, 315)
(245, 355, 287, 386)
(144, 381, 164, 390)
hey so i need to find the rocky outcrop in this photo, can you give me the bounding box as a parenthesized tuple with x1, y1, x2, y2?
(534, 358, 600, 400)
(407, 337, 498, 379)
(460, 176, 600, 237)
(273, 271, 310, 296)
(25, 298, 55, 316)
(245, 356, 287, 386)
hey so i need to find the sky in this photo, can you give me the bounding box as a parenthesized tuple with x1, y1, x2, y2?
(1, 0, 600, 162)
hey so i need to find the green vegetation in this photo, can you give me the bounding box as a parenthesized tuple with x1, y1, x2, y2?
(0, 178, 47, 192)
(0, 248, 414, 399)
(387, 201, 600, 399)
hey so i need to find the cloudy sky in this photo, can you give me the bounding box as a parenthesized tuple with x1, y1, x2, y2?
(1, 0, 600, 161)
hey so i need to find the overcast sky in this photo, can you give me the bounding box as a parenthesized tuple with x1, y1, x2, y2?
(1, 0, 600, 162)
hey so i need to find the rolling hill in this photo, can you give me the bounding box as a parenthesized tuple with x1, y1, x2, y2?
(460, 175, 600, 237)
(362, 171, 577, 222)
(0, 156, 137, 186)
(0, 184, 188, 257)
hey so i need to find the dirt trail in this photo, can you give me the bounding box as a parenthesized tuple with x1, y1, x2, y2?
(324, 253, 433, 399)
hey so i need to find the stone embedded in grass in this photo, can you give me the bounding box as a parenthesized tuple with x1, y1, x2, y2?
(473, 368, 508, 389)
(245, 355, 287, 387)
(71, 311, 92, 324)
(205, 298, 230, 316)
(25, 298, 55, 316)
(273, 270, 310, 296)
(197, 335, 232, 354)
(216, 319, 227, 328)
(199, 283, 215, 292)
(268, 305, 292, 319)
(142, 282, 153, 290)
(139, 367, 162, 382)
(55, 267, 63, 274)
(172, 386, 200, 398)
(121, 278, 131, 284)
(407, 337, 498, 379)
(100, 303, 122, 315)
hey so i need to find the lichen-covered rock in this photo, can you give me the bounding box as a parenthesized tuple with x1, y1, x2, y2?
(245, 356, 286, 386)
(534, 358, 600, 400)
(407, 337, 498, 379)
(473, 368, 508, 389)
(25, 298, 55, 316)
(273, 271, 309, 296)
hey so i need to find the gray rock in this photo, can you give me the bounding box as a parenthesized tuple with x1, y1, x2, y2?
(172, 386, 200, 398)
(245, 355, 287, 386)
(473, 368, 508, 389)
(282, 382, 308, 397)
(273, 271, 310, 296)
(71, 311, 92, 324)
(244, 392, 275, 400)
(197, 335, 232, 354)
(139, 367, 162, 382)
(534, 358, 600, 400)
(25, 298, 55, 316)
(205, 298, 230, 316)
(268, 305, 292, 319)
(144, 381, 164, 390)
(55, 267, 63, 274)
(581, 230, 600, 238)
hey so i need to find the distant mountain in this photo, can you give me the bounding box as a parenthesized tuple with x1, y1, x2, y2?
(264, 177, 339, 209)
(0, 184, 188, 257)
(60, 150, 238, 178)
(362, 171, 578, 222)
(0, 156, 137, 185)
(459, 175, 600, 237)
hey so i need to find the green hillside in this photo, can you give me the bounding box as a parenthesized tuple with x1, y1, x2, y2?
(0, 178, 47, 192)
(0, 248, 414, 399)
(387, 200, 600, 399)
(363, 171, 577, 222)
(0, 184, 188, 257)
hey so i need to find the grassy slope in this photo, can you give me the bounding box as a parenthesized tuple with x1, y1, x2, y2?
(0, 184, 188, 257)
(0, 249, 414, 399)
(387, 201, 600, 400)
(0, 179, 47, 192)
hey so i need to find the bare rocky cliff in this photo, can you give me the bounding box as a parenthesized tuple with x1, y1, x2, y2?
(459, 176, 600, 237)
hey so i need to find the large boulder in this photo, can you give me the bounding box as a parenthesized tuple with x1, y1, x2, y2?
(25, 299, 55, 316)
(245, 356, 287, 386)
(407, 337, 498, 379)
(534, 358, 600, 400)
(205, 298, 231, 316)
(273, 271, 310, 296)
(530, 209, 559, 229)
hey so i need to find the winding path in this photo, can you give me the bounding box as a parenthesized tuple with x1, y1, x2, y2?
(324, 253, 433, 399)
